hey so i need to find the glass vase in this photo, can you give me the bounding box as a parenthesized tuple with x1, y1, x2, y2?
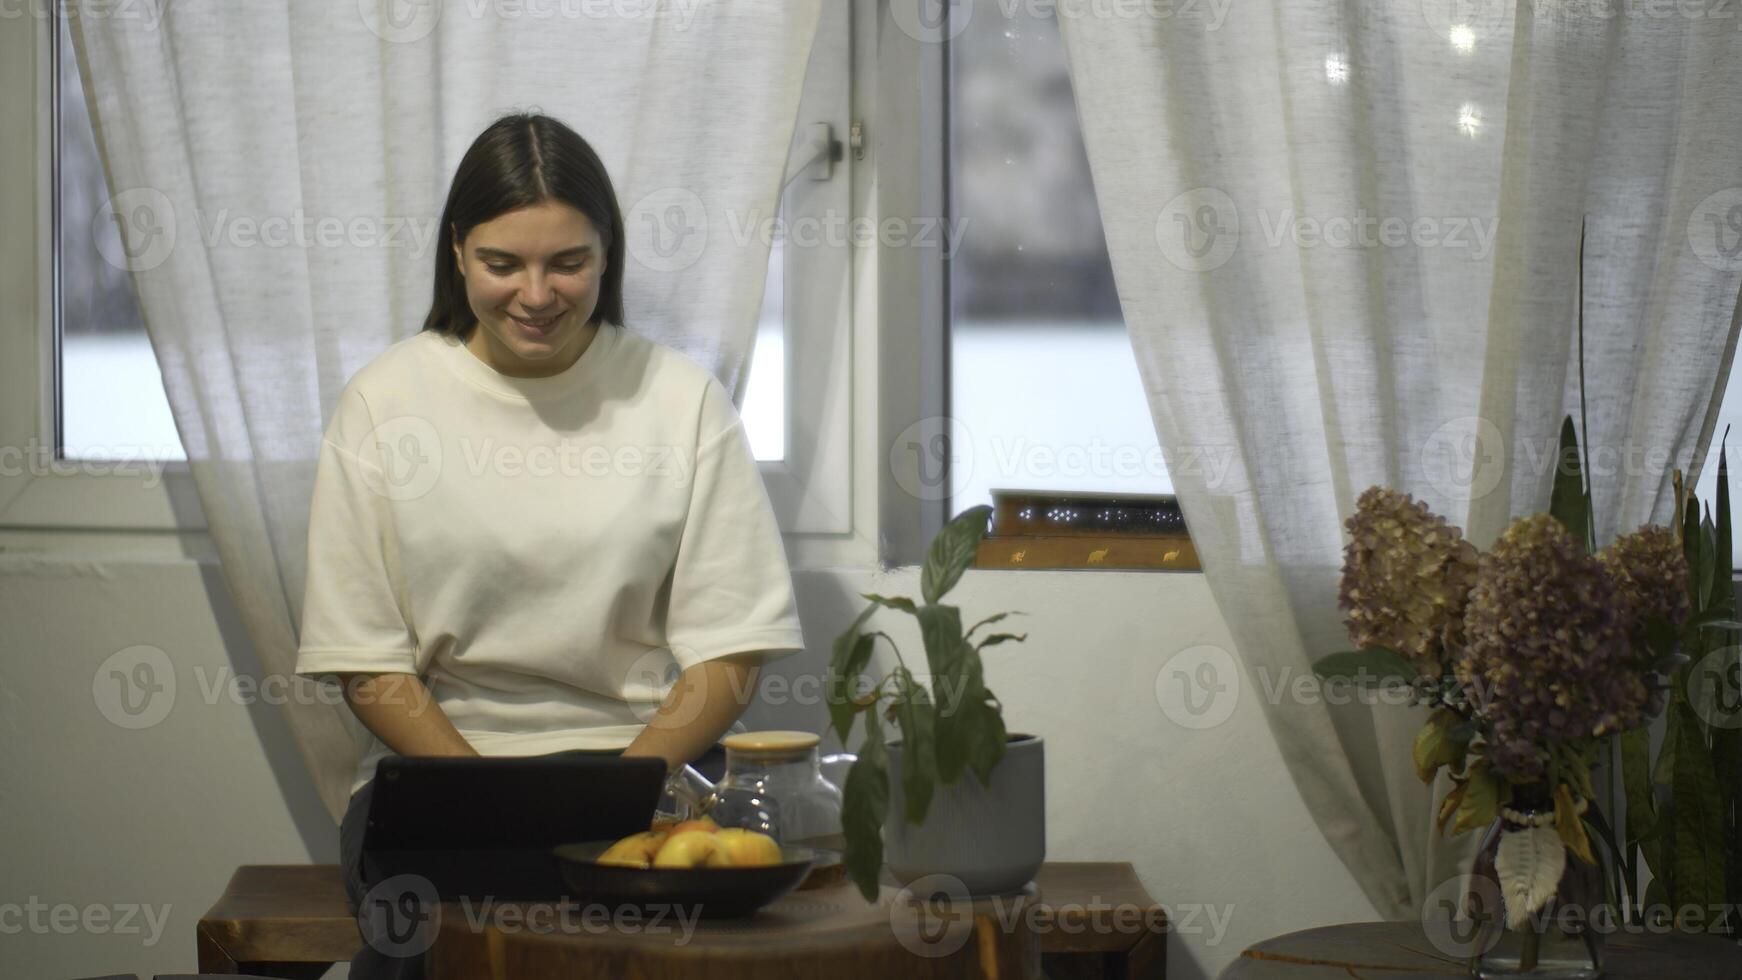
(1461, 783, 1605, 979)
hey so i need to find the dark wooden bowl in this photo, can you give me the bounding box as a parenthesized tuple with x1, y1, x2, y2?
(552, 840, 815, 918)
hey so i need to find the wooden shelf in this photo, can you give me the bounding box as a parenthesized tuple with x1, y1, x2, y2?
(975, 534, 1200, 571)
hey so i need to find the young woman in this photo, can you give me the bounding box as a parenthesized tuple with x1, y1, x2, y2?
(295, 113, 805, 979)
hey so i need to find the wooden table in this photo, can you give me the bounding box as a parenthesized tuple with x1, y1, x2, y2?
(1218, 921, 1741, 979)
(197, 861, 1167, 977)
(428, 878, 1042, 979)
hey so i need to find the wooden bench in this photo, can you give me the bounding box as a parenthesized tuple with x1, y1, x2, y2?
(198, 861, 1166, 978)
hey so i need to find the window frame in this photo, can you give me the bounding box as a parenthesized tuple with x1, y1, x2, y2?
(0, 8, 204, 533)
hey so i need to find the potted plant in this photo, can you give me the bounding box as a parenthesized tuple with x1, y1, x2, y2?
(826, 504, 1046, 901)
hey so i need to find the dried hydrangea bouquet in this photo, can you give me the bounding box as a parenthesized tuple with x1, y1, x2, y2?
(1319, 418, 1694, 978)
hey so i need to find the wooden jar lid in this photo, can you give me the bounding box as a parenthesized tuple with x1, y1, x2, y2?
(721, 730, 821, 754)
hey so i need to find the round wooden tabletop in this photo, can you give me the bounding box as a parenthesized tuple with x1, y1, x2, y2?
(426, 878, 1044, 980)
(1218, 921, 1741, 979)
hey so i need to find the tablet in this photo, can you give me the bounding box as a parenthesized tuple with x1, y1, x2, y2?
(361, 753, 668, 901)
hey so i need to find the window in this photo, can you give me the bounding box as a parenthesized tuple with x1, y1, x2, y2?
(10, 5, 849, 535)
(927, 1, 1190, 571)
(947, 2, 1172, 518)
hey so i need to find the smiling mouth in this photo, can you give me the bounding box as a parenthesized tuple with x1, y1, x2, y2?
(510, 312, 564, 332)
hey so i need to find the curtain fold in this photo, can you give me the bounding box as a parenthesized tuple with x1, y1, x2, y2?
(72, 0, 822, 823)
(1060, 0, 1742, 916)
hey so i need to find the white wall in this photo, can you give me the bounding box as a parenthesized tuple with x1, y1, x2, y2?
(0, 545, 1377, 980)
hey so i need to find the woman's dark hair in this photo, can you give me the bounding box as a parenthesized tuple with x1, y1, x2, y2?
(422, 112, 626, 337)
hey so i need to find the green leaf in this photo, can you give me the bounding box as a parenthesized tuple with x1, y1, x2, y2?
(1710, 435, 1732, 613)
(1656, 706, 1680, 788)
(892, 668, 938, 824)
(826, 604, 883, 743)
(933, 650, 982, 784)
(1310, 648, 1417, 686)
(974, 632, 1028, 652)
(1581, 802, 1632, 916)
(1413, 709, 1466, 784)
(862, 592, 919, 616)
(826, 632, 877, 746)
(964, 684, 1008, 789)
(916, 605, 971, 708)
(921, 505, 993, 605)
(1453, 761, 1502, 834)
(842, 711, 890, 902)
(965, 611, 1022, 642)
(1671, 703, 1727, 918)
(1549, 415, 1592, 555)
(1694, 509, 1716, 613)
(1685, 493, 1705, 608)
(1620, 727, 1661, 886)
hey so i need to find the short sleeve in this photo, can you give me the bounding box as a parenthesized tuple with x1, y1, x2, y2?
(294, 387, 419, 679)
(664, 378, 807, 672)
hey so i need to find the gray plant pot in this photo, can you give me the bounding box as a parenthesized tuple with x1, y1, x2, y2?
(882, 733, 1046, 896)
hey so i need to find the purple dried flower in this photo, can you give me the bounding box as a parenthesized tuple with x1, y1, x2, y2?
(1339, 487, 1480, 675)
(1599, 524, 1690, 637)
(1457, 514, 1649, 780)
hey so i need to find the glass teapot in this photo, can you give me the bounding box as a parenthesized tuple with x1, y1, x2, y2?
(657, 730, 854, 865)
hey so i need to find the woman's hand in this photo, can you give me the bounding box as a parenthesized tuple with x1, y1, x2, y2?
(621, 654, 762, 773)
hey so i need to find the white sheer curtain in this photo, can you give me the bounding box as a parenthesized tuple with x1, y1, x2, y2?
(1060, 1, 1742, 916)
(71, 0, 821, 823)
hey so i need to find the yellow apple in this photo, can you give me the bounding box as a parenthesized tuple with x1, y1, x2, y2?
(596, 830, 669, 868)
(653, 829, 735, 868)
(713, 828, 783, 867)
(668, 816, 720, 836)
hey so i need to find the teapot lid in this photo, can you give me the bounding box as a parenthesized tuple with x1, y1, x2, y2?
(721, 730, 821, 754)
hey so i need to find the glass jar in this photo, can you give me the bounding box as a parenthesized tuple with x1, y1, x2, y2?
(712, 731, 848, 855)
(1462, 783, 1605, 979)
(654, 731, 854, 875)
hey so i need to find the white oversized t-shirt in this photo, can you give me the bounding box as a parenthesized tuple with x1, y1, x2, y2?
(294, 321, 806, 798)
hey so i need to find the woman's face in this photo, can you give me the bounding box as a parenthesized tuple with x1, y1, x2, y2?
(451, 200, 607, 377)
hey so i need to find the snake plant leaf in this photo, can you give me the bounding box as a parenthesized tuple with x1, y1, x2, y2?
(1548, 416, 1592, 555)
(1671, 703, 1727, 916)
